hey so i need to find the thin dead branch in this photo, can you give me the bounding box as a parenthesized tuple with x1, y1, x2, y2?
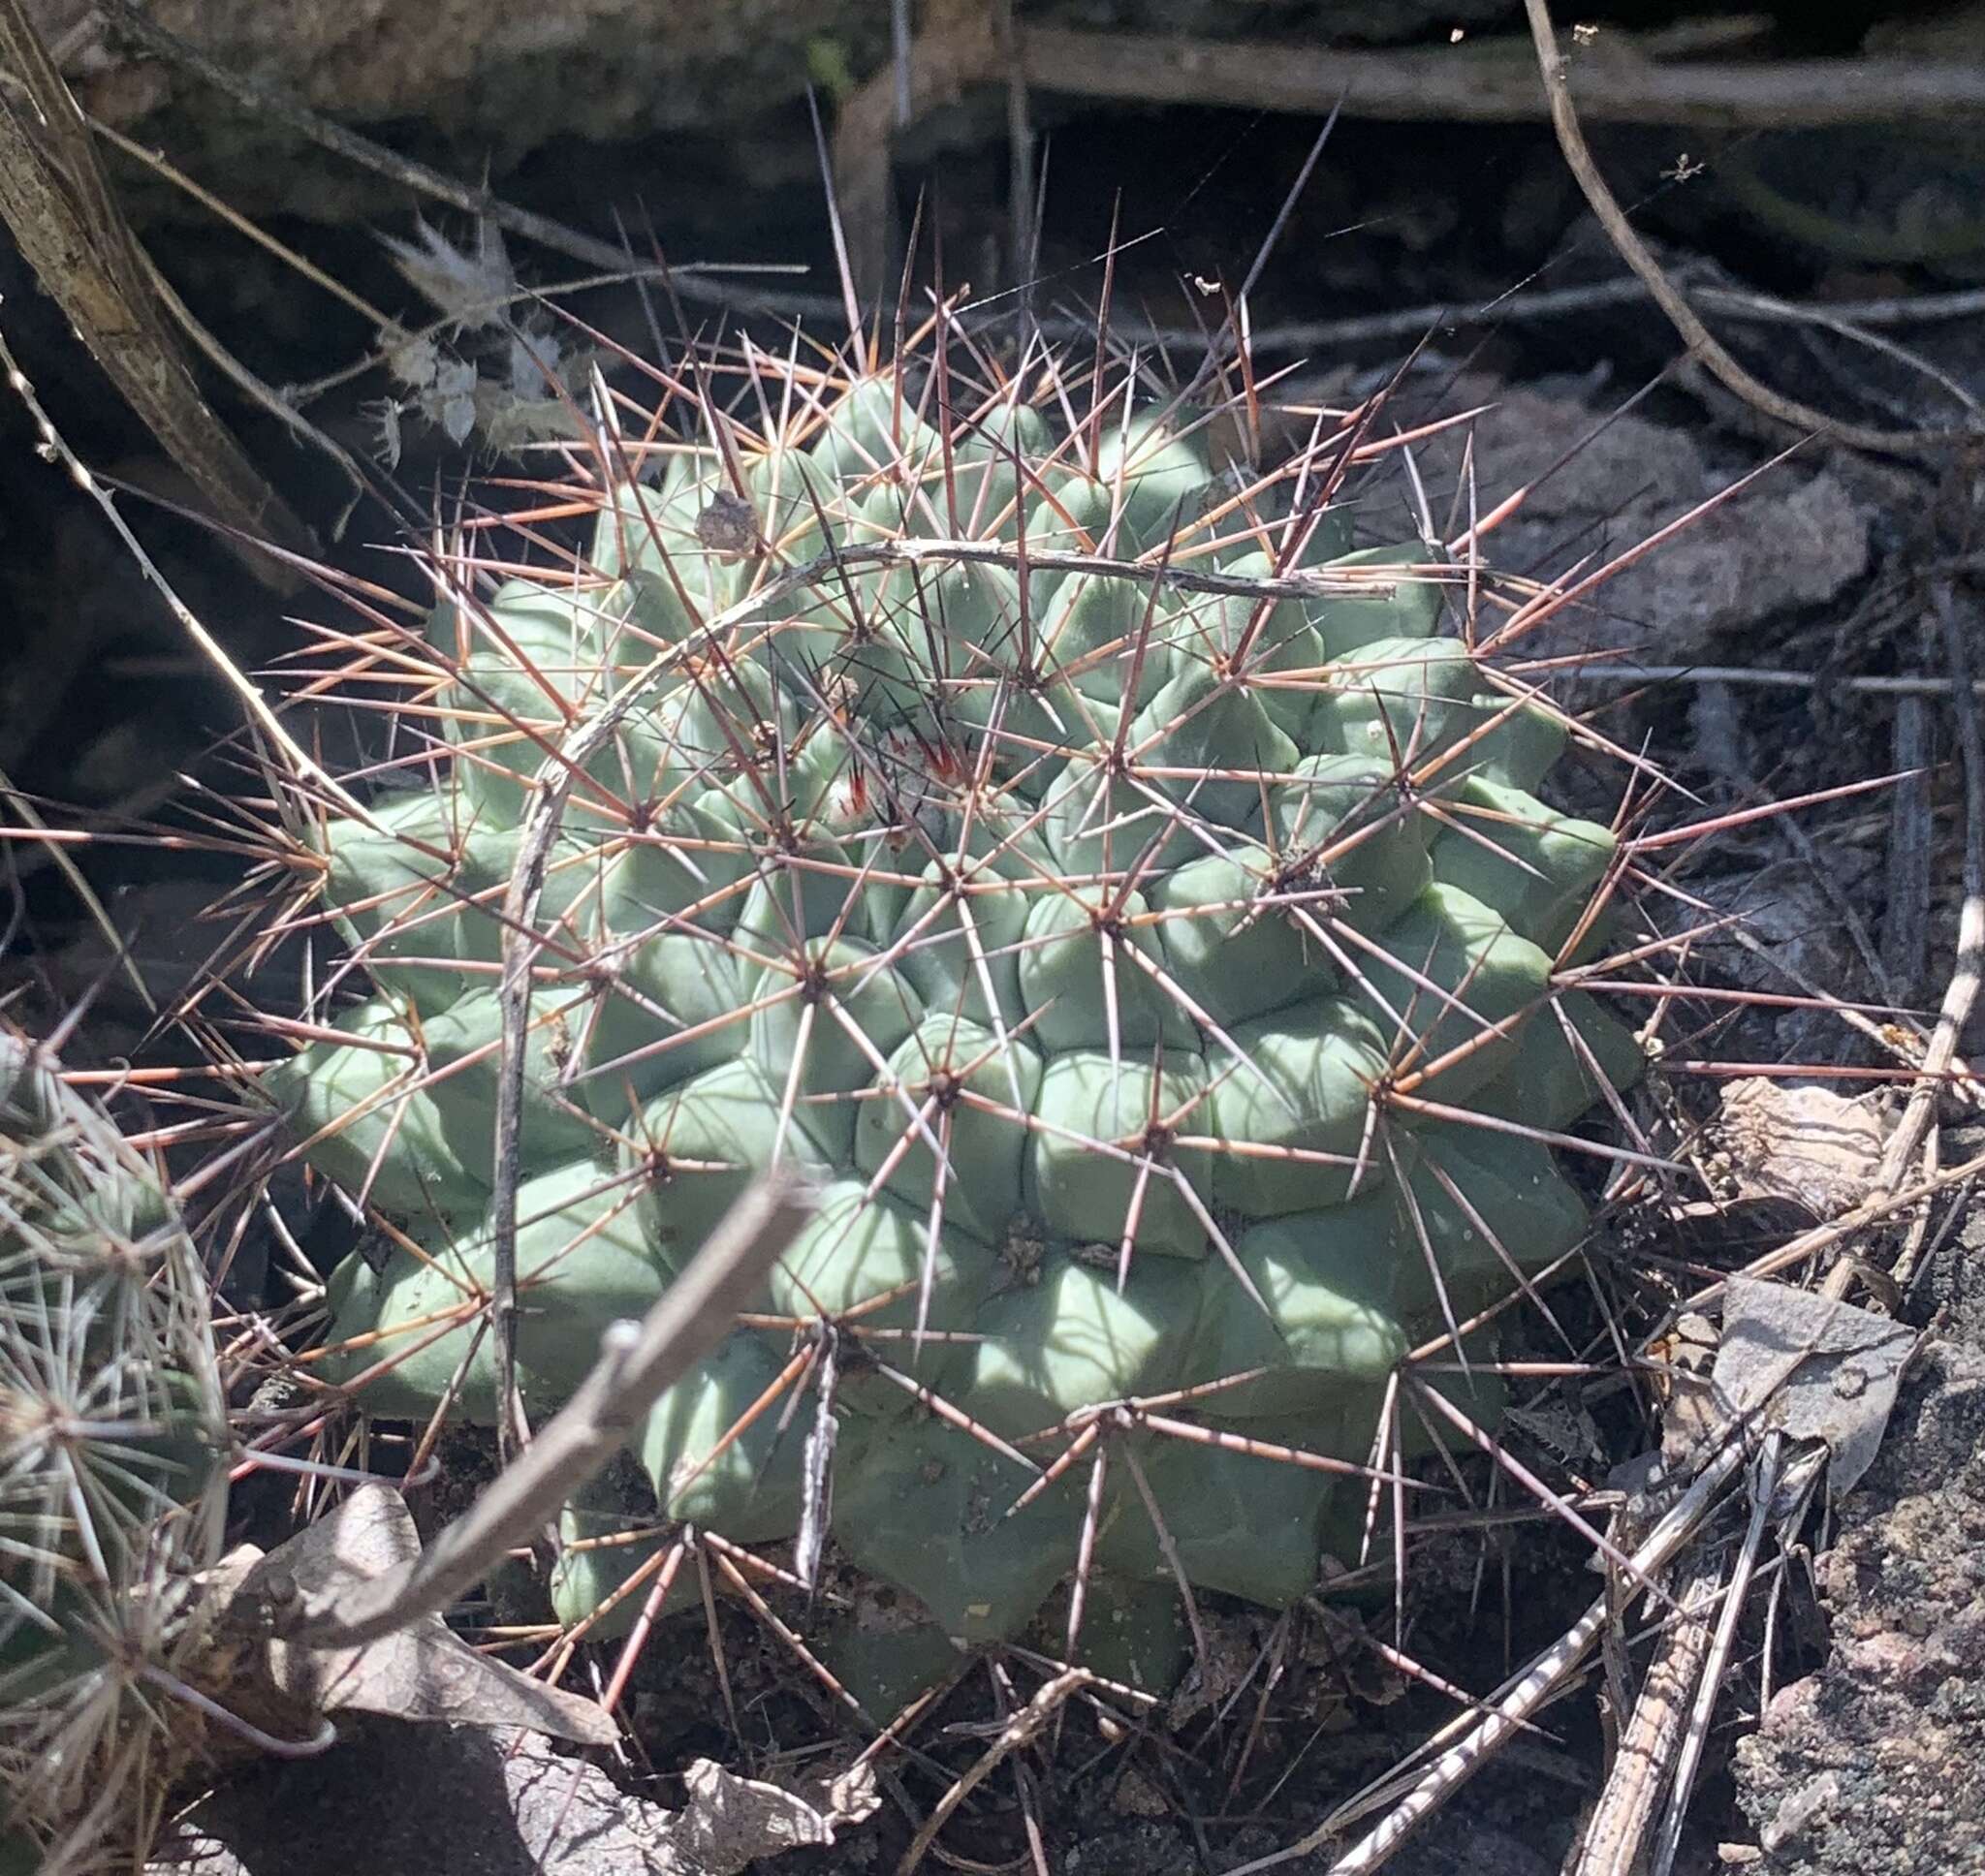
(1013, 23, 1985, 129)
(1647, 1434, 1782, 1876)
(0, 317, 360, 808)
(273, 1172, 814, 1648)
(1520, 0, 1972, 458)
(1873, 581, 1984, 1189)
(1686, 1141, 1985, 1310)
(1566, 1552, 1724, 1875)
(93, 1, 817, 315)
(837, 5, 1985, 294)
(898, 1669, 1095, 1876)
(1528, 661, 1985, 704)
(1019, 279, 1985, 362)
(1221, 1433, 1752, 1876)
(0, 0, 312, 585)
(1882, 697, 1934, 996)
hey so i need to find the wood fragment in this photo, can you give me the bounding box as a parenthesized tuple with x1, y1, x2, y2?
(0, 0, 312, 585)
(1648, 1433, 1782, 1876)
(1566, 1552, 1725, 1876)
(1015, 24, 1985, 129)
(832, 0, 999, 295)
(1874, 583, 1985, 1189)
(834, 4, 1985, 299)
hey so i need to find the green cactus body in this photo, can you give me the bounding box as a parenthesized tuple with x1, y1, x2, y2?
(0, 1029, 229, 1866)
(267, 356, 1639, 1684)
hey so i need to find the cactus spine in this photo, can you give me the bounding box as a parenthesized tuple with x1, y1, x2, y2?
(260, 332, 1640, 1681)
(0, 1026, 228, 1872)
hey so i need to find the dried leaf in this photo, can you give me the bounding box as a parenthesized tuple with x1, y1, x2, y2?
(152, 1728, 880, 1876)
(658, 1758, 879, 1875)
(1651, 1311, 1724, 1468)
(381, 217, 518, 329)
(1713, 1277, 1914, 1496)
(1714, 1080, 1888, 1219)
(233, 1485, 615, 1746)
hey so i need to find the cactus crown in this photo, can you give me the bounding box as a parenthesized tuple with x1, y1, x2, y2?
(264, 325, 1640, 1678)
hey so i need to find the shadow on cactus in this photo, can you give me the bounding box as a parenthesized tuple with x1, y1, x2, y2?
(254, 322, 1647, 1706)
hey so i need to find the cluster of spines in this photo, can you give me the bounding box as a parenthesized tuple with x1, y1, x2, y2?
(235, 319, 1662, 1712)
(0, 1023, 228, 1873)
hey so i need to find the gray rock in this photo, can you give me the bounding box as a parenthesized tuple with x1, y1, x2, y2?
(1400, 375, 1872, 666)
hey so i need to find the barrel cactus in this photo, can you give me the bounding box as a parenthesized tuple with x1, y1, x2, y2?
(264, 341, 1639, 1690)
(0, 1025, 228, 1871)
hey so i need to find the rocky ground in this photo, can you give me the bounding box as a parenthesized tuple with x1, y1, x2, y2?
(1728, 1171, 1985, 1875)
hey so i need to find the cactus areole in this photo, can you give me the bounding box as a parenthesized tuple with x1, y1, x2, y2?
(269, 351, 1640, 1675)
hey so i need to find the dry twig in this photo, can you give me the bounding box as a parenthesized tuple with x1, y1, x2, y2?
(1528, 660, 1985, 704)
(0, 0, 312, 584)
(1221, 1434, 1751, 1876)
(838, 4, 1985, 298)
(0, 318, 358, 809)
(94, 1, 812, 313)
(1873, 582, 1985, 1189)
(1020, 279, 1985, 362)
(898, 1669, 1094, 1876)
(1521, 0, 1972, 459)
(1013, 23, 1985, 130)
(1566, 1552, 1725, 1876)
(1883, 697, 1934, 996)
(1648, 1434, 1782, 1876)
(273, 1172, 814, 1648)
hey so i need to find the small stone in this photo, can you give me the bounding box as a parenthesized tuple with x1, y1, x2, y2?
(1762, 1770, 1841, 1852)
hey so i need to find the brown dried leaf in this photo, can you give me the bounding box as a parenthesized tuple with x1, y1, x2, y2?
(1652, 1310, 1724, 1468)
(1714, 1079, 1888, 1220)
(658, 1758, 879, 1875)
(232, 1484, 616, 1746)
